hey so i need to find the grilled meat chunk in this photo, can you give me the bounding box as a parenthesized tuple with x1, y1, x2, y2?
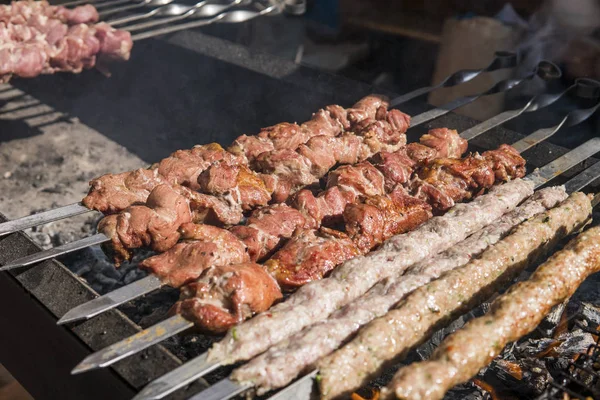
(230, 204, 310, 262)
(171, 263, 282, 333)
(344, 188, 433, 253)
(197, 162, 271, 212)
(419, 127, 469, 158)
(264, 228, 360, 288)
(153, 143, 240, 191)
(84, 144, 236, 213)
(140, 223, 249, 287)
(98, 184, 192, 265)
(412, 144, 526, 213)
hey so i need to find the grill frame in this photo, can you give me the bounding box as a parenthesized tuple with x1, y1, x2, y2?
(2, 26, 600, 400)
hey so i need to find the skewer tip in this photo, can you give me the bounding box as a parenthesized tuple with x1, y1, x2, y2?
(0, 263, 18, 271)
(71, 358, 100, 375)
(57, 310, 87, 325)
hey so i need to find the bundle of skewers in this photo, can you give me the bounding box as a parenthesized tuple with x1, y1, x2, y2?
(5, 60, 600, 400)
(0, 0, 291, 82)
(0, 1, 132, 81)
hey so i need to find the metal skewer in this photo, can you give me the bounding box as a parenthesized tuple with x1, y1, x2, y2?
(461, 77, 600, 141)
(21, 81, 600, 322)
(389, 51, 518, 107)
(409, 60, 562, 128)
(58, 274, 162, 324)
(106, 0, 179, 25)
(70, 121, 600, 398)
(123, 0, 245, 32)
(0, 202, 92, 237)
(60, 0, 131, 8)
(130, 2, 281, 41)
(98, 0, 172, 17)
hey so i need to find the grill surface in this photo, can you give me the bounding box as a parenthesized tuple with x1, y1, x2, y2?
(1, 19, 600, 400)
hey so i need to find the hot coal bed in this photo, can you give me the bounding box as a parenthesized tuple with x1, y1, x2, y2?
(2, 23, 600, 400)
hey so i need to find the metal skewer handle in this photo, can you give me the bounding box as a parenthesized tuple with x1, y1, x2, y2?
(461, 77, 599, 141)
(98, 0, 162, 17)
(130, 2, 281, 41)
(390, 51, 519, 107)
(124, 0, 245, 32)
(410, 60, 562, 128)
(106, 0, 189, 25)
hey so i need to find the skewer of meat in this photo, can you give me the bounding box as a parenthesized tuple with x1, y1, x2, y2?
(62, 129, 465, 327)
(229, 186, 568, 394)
(96, 119, 422, 266)
(316, 192, 592, 399)
(0, 1, 100, 26)
(83, 94, 395, 214)
(95, 107, 409, 261)
(386, 212, 600, 400)
(0, 1, 131, 82)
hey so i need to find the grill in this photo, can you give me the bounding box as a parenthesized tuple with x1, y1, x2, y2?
(3, 5, 600, 400)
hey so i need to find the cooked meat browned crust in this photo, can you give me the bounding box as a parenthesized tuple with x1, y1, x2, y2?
(171, 263, 282, 333)
(139, 222, 249, 287)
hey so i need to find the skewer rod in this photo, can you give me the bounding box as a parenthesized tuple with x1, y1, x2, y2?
(72, 315, 193, 374)
(0, 202, 91, 237)
(58, 275, 163, 324)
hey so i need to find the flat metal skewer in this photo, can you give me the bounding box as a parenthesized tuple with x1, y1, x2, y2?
(184, 138, 600, 400)
(389, 51, 518, 107)
(0, 233, 108, 271)
(58, 275, 163, 324)
(0, 202, 92, 237)
(76, 131, 600, 400)
(72, 314, 193, 374)
(409, 60, 562, 128)
(98, 0, 156, 17)
(60, 0, 130, 7)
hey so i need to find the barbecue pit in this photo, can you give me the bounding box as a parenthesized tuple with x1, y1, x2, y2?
(2, 6, 600, 400)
